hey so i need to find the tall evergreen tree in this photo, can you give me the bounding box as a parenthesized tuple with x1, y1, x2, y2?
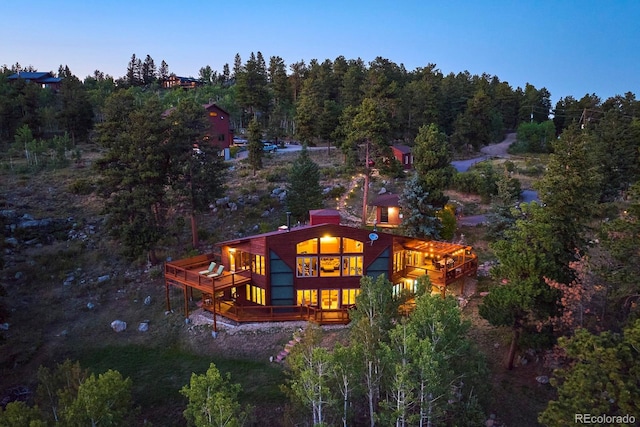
(246, 117, 263, 175)
(95, 92, 169, 263)
(451, 89, 494, 151)
(141, 54, 156, 85)
(479, 203, 562, 369)
(534, 123, 602, 277)
(399, 173, 441, 239)
(236, 52, 269, 118)
(166, 99, 227, 247)
(285, 145, 323, 223)
(412, 123, 454, 205)
(539, 319, 640, 426)
(592, 109, 640, 201)
(58, 73, 94, 144)
(597, 182, 640, 325)
(158, 60, 169, 81)
(126, 53, 140, 86)
(295, 79, 321, 145)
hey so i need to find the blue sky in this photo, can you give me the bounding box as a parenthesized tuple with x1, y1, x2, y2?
(2, 0, 639, 104)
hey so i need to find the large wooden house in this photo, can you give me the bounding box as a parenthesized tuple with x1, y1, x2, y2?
(7, 71, 62, 91)
(162, 75, 203, 89)
(164, 212, 477, 326)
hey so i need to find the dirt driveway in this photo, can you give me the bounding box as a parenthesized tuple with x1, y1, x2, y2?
(480, 132, 516, 157)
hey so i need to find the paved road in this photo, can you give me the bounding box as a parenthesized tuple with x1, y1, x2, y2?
(232, 143, 326, 160)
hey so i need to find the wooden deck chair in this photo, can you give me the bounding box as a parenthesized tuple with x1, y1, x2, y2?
(199, 262, 216, 275)
(207, 264, 225, 278)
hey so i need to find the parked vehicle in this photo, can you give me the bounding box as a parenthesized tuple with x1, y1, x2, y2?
(262, 142, 278, 152)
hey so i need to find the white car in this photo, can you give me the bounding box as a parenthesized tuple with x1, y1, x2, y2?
(262, 142, 278, 152)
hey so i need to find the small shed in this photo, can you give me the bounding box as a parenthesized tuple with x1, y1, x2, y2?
(392, 145, 413, 169)
(370, 194, 402, 227)
(309, 209, 341, 225)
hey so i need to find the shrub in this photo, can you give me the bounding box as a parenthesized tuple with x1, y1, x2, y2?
(325, 185, 346, 199)
(68, 178, 95, 195)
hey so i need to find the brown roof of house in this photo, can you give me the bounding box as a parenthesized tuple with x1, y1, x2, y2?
(203, 103, 231, 116)
(370, 193, 400, 207)
(392, 144, 412, 154)
(309, 209, 340, 216)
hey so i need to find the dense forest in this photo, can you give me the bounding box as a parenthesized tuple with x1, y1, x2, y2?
(1, 52, 640, 426)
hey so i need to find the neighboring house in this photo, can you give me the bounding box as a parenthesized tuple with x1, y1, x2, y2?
(369, 193, 402, 227)
(163, 103, 233, 157)
(203, 103, 233, 152)
(7, 71, 62, 91)
(162, 75, 203, 89)
(392, 144, 413, 169)
(164, 211, 477, 325)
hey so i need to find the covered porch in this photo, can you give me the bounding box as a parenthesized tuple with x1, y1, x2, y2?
(393, 240, 478, 297)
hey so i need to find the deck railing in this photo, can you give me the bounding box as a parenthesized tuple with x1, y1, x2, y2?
(203, 300, 351, 325)
(165, 259, 252, 292)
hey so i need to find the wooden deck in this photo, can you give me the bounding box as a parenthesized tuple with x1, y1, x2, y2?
(164, 257, 350, 326)
(400, 256, 478, 297)
(164, 256, 252, 322)
(164, 253, 477, 328)
(202, 299, 350, 325)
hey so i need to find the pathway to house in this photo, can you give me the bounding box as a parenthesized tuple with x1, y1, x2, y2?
(337, 173, 366, 225)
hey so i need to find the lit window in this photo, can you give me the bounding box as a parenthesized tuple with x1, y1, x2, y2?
(296, 257, 318, 277)
(320, 236, 340, 254)
(342, 256, 363, 276)
(252, 254, 265, 275)
(393, 251, 405, 273)
(319, 256, 341, 277)
(297, 289, 318, 306)
(343, 238, 363, 253)
(341, 288, 360, 306)
(296, 238, 318, 255)
(393, 283, 402, 297)
(246, 284, 266, 305)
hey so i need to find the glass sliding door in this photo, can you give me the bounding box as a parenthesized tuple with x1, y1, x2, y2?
(321, 289, 339, 310)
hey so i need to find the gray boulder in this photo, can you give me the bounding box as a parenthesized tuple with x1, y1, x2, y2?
(110, 320, 127, 332)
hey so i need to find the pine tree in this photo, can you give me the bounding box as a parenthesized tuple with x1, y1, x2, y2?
(166, 98, 228, 247)
(534, 123, 602, 279)
(539, 320, 640, 426)
(409, 123, 455, 234)
(286, 145, 323, 223)
(246, 117, 263, 175)
(399, 173, 441, 239)
(58, 74, 94, 144)
(479, 202, 562, 369)
(95, 92, 169, 262)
